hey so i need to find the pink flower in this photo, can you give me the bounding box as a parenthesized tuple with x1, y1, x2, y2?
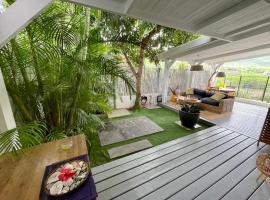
(58, 167, 74, 181)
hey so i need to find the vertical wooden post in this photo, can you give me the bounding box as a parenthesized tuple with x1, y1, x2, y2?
(262, 76, 269, 102)
(0, 69, 16, 133)
(236, 75, 242, 96)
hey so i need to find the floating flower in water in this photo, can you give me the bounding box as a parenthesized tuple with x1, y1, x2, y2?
(58, 167, 74, 181)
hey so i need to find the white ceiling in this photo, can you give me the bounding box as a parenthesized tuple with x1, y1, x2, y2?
(71, 0, 270, 42)
(1, 0, 270, 61)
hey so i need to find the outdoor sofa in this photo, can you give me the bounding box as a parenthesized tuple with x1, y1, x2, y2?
(180, 88, 235, 114)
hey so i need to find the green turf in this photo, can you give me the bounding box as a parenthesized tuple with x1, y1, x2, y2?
(88, 108, 210, 167)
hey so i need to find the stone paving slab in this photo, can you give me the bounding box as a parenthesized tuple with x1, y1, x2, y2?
(175, 121, 202, 130)
(108, 140, 153, 159)
(98, 116, 164, 146)
(108, 109, 131, 118)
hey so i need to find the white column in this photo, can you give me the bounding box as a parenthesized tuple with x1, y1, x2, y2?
(0, 0, 53, 48)
(0, 69, 16, 133)
(162, 59, 175, 103)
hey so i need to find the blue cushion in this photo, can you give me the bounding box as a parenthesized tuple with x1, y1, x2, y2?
(205, 91, 215, 97)
(201, 97, 220, 106)
(194, 89, 206, 97)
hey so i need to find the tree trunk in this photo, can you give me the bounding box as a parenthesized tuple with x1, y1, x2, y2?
(134, 25, 162, 109)
(66, 7, 90, 129)
(134, 75, 142, 109)
(133, 46, 144, 109)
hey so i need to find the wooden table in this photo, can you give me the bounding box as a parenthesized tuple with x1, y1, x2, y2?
(209, 87, 236, 96)
(0, 135, 88, 200)
(177, 96, 201, 105)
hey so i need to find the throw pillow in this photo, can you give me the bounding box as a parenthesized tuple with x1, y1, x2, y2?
(186, 88, 194, 95)
(210, 93, 226, 101)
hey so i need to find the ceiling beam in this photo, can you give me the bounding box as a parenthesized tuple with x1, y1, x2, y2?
(225, 17, 270, 37)
(195, 0, 261, 31)
(158, 36, 214, 60)
(67, 0, 125, 14)
(0, 0, 53, 48)
(231, 24, 270, 41)
(195, 43, 270, 63)
(210, 51, 270, 63)
(159, 39, 228, 61)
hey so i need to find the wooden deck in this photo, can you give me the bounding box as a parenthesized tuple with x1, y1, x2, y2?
(213, 102, 267, 139)
(92, 126, 270, 200)
(162, 101, 267, 139)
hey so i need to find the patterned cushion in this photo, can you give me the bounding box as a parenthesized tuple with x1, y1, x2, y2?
(210, 93, 226, 101)
(186, 88, 194, 95)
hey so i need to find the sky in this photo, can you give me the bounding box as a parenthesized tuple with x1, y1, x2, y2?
(224, 56, 270, 67)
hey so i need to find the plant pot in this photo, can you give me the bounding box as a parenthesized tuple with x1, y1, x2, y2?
(179, 109, 200, 128)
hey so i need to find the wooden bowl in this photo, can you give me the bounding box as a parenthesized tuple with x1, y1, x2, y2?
(44, 160, 90, 197)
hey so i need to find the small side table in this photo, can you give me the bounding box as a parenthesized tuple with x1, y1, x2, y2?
(256, 153, 270, 185)
(177, 96, 201, 105)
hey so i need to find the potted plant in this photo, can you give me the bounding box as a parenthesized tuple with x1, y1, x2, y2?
(179, 104, 201, 128)
(169, 86, 178, 102)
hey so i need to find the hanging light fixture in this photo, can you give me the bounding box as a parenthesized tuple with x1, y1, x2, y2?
(190, 64, 204, 71)
(216, 71, 226, 77)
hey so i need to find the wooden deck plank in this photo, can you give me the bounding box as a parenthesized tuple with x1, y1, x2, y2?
(92, 126, 220, 175)
(92, 124, 269, 200)
(94, 127, 227, 183)
(168, 144, 268, 200)
(221, 168, 265, 200)
(99, 134, 248, 200)
(195, 145, 269, 200)
(142, 139, 256, 200)
(248, 182, 270, 200)
(96, 130, 237, 192)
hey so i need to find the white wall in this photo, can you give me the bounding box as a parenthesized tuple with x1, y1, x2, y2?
(109, 93, 160, 109)
(0, 69, 16, 133)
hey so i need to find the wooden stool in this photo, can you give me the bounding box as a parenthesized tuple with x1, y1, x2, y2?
(256, 153, 270, 185)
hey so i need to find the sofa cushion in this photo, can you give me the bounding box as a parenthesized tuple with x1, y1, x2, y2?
(186, 88, 194, 95)
(210, 93, 226, 101)
(205, 91, 215, 97)
(201, 97, 220, 106)
(194, 88, 206, 97)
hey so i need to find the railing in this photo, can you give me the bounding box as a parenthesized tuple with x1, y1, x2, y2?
(225, 75, 270, 102)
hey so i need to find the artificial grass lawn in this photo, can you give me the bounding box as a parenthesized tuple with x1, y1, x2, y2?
(89, 108, 210, 167)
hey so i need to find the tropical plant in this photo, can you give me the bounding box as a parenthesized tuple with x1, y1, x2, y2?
(181, 104, 201, 113)
(0, 1, 134, 153)
(97, 13, 197, 108)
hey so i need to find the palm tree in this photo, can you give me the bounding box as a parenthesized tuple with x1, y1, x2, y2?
(0, 1, 134, 153)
